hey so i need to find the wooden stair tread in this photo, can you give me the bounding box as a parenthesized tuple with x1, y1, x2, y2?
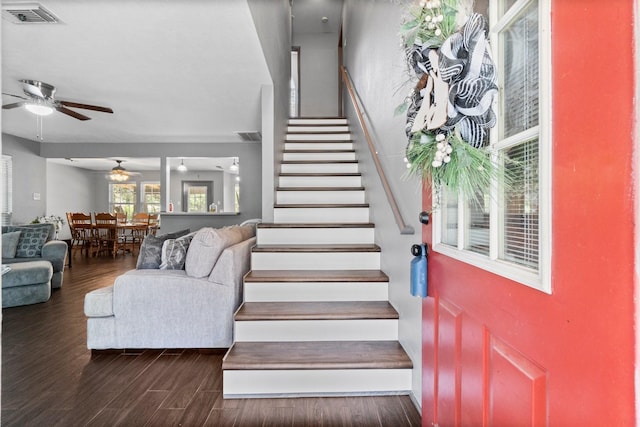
(281, 160, 357, 164)
(273, 203, 369, 209)
(287, 131, 350, 135)
(286, 139, 353, 143)
(280, 172, 361, 177)
(284, 149, 355, 153)
(257, 222, 374, 229)
(276, 186, 365, 191)
(236, 301, 398, 321)
(223, 341, 412, 370)
(245, 269, 388, 282)
(290, 116, 347, 120)
(253, 244, 380, 253)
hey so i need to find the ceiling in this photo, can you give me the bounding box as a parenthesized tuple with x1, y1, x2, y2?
(2, 0, 344, 171)
(1, 0, 272, 144)
(46, 157, 239, 173)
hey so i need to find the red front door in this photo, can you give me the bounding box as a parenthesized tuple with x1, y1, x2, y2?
(421, 1, 637, 425)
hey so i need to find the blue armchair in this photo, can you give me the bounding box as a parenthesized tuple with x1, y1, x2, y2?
(2, 223, 68, 288)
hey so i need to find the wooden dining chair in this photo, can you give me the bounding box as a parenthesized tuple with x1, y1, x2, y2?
(147, 213, 159, 236)
(70, 212, 93, 257)
(92, 212, 119, 258)
(130, 212, 150, 253)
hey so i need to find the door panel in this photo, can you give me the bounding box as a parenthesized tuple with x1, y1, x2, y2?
(421, 1, 637, 425)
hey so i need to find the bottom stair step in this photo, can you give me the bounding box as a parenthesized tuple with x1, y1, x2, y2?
(223, 341, 412, 369)
(222, 341, 413, 397)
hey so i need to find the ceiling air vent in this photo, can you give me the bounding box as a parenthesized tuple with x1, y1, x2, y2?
(236, 131, 262, 142)
(2, 3, 61, 24)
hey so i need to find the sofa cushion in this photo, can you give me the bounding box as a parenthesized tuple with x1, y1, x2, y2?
(13, 227, 50, 258)
(84, 285, 114, 317)
(2, 230, 21, 258)
(136, 229, 190, 269)
(1, 260, 53, 288)
(185, 227, 244, 278)
(160, 233, 195, 270)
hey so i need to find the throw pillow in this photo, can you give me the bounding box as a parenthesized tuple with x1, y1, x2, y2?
(14, 227, 49, 258)
(159, 233, 195, 270)
(136, 229, 190, 269)
(2, 230, 21, 258)
(185, 227, 243, 278)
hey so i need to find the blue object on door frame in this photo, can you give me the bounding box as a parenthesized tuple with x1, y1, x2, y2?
(410, 243, 428, 298)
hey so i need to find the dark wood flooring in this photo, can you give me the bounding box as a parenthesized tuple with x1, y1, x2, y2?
(2, 253, 421, 426)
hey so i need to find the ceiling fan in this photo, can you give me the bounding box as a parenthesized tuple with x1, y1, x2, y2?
(2, 79, 113, 121)
(107, 160, 141, 182)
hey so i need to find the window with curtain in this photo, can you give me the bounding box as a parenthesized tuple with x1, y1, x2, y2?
(1, 155, 13, 226)
(109, 183, 137, 220)
(434, 0, 550, 291)
(141, 182, 161, 213)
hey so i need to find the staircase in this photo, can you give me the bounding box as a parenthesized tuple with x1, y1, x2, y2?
(222, 117, 412, 397)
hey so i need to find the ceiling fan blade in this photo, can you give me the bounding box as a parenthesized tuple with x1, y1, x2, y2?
(59, 100, 113, 114)
(56, 106, 91, 121)
(2, 93, 27, 100)
(2, 102, 26, 110)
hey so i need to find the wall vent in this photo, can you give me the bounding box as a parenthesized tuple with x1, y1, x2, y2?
(2, 3, 61, 24)
(236, 131, 262, 142)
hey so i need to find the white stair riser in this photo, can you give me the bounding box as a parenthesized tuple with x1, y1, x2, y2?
(223, 369, 412, 397)
(244, 282, 389, 302)
(283, 152, 356, 161)
(289, 118, 348, 126)
(257, 227, 374, 245)
(279, 175, 362, 187)
(284, 142, 353, 151)
(235, 319, 398, 342)
(286, 133, 352, 141)
(251, 252, 380, 270)
(276, 190, 365, 205)
(281, 163, 359, 174)
(287, 126, 350, 133)
(274, 207, 369, 223)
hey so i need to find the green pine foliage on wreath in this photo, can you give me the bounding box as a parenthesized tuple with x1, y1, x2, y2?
(398, 0, 513, 208)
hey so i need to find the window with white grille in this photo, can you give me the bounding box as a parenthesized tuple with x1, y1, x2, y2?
(433, 0, 551, 292)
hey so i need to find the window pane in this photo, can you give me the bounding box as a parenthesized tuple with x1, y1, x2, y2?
(465, 192, 490, 256)
(501, 140, 539, 269)
(110, 183, 136, 219)
(143, 183, 161, 213)
(501, 0, 539, 138)
(188, 186, 208, 212)
(440, 187, 458, 247)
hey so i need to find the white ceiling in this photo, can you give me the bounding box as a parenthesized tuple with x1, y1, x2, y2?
(2, 0, 344, 171)
(1, 0, 272, 144)
(47, 156, 239, 172)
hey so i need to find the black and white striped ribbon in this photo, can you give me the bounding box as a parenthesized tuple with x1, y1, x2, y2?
(405, 13, 497, 148)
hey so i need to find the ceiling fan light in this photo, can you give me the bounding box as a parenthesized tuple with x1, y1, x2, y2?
(25, 103, 54, 116)
(108, 172, 129, 182)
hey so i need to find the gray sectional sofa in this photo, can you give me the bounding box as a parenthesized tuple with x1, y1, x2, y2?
(84, 224, 256, 349)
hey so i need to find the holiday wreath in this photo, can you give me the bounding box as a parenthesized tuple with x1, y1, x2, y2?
(398, 0, 510, 206)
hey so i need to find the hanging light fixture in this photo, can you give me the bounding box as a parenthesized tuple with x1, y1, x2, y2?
(229, 158, 239, 172)
(177, 158, 187, 172)
(107, 160, 130, 182)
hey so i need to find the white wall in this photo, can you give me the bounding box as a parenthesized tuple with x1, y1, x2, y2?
(247, 0, 291, 222)
(293, 32, 340, 117)
(2, 134, 47, 226)
(343, 0, 424, 408)
(45, 161, 97, 240)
